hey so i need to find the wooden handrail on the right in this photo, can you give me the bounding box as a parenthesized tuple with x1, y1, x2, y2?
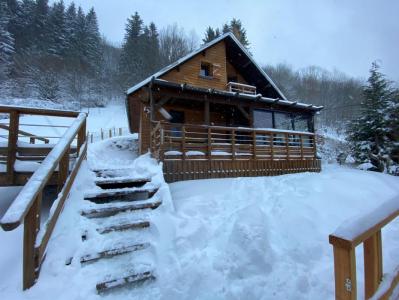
(329, 197, 399, 300)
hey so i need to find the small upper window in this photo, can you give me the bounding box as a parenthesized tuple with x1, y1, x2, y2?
(200, 62, 212, 77)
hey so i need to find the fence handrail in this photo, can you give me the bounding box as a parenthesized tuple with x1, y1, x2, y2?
(329, 196, 399, 300)
(0, 113, 87, 231)
(0, 104, 80, 118)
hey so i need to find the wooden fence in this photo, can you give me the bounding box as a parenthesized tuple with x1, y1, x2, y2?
(0, 105, 87, 290)
(329, 197, 399, 300)
(151, 121, 321, 182)
(88, 127, 129, 143)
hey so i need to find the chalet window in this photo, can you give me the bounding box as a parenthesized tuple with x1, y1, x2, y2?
(293, 115, 312, 132)
(200, 62, 213, 78)
(253, 109, 273, 129)
(274, 112, 293, 131)
(169, 110, 185, 138)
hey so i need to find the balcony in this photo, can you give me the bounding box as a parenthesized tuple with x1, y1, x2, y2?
(227, 82, 257, 95)
(150, 122, 321, 182)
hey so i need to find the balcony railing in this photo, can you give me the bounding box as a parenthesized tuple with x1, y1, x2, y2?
(151, 121, 317, 161)
(227, 82, 257, 95)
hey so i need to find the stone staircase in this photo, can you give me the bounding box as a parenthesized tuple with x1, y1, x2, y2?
(70, 168, 162, 294)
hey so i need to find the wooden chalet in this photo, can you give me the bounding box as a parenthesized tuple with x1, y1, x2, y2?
(126, 32, 323, 182)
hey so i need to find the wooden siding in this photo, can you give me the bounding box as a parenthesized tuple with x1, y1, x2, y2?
(139, 102, 152, 154)
(163, 160, 321, 183)
(226, 60, 248, 85)
(161, 40, 228, 90)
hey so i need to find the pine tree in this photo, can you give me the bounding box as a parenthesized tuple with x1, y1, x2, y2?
(119, 12, 145, 89)
(0, 0, 15, 79)
(204, 19, 250, 48)
(347, 62, 396, 173)
(33, 0, 50, 54)
(85, 7, 102, 75)
(202, 26, 220, 43)
(47, 0, 67, 58)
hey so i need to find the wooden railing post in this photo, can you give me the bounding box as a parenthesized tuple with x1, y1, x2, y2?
(207, 127, 212, 160)
(364, 230, 383, 299)
(58, 147, 69, 192)
(7, 111, 19, 185)
(331, 244, 357, 300)
(270, 134, 274, 160)
(181, 126, 186, 160)
(77, 119, 86, 154)
(300, 135, 304, 160)
(252, 131, 257, 160)
(231, 129, 236, 160)
(285, 133, 290, 160)
(23, 192, 42, 290)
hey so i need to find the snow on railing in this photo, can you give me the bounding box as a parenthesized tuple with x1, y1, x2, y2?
(329, 196, 399, 300)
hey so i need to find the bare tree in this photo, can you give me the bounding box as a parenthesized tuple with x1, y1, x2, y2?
(159, 24, 199, 66)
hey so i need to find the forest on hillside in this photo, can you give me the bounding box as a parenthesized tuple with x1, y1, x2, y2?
(0, 0, 397, 130)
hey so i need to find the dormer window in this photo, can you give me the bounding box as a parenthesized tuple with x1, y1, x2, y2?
(200, 62, 213, 78)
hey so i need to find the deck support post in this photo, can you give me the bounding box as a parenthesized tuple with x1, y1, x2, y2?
(23, 192, 42, 290)
(77, 119, 86, 154)
(7, 111, 19, 185)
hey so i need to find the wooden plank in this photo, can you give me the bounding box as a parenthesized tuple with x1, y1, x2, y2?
(0, 105, 79, 117)
(0, 123, 49, 144)
(364, 230, 383, 299)
(23, 192, 41, 290)
(6, 111, 19, 185)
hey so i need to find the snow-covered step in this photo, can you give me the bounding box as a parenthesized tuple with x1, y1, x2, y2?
(80, 199, 162, 218)
(96, 270, 155, 294)
(97, 220, 150, 234)
(81, 220, 150, 241)
(80, 242, 150, 264)
(92, 168, 136, 178)
(95, 177, 150, 190)
(84, 188, 158, 204)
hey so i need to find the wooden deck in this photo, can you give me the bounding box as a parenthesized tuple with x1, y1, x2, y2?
(0, 105, 80, 186)
(151, 121, 321, 182)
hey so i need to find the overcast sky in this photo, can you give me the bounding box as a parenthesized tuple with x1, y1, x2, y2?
(53, 0, 399, 82)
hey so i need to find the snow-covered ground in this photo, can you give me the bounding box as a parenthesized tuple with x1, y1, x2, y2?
(0, 104, 398, 299)
(1, 142, 398, 299)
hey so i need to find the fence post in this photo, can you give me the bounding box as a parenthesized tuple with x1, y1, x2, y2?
(300, 135, 304, 160)
(23, 192, 42, 290)
(7, 111, 19, 185)
(364, 230, 383, 299)
(285, 133, 290, 160)
(119, 128, 122, 136)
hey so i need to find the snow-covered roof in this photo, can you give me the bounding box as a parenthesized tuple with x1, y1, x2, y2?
(151, 78, 323, 112)
(126, 32, 287, 100)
